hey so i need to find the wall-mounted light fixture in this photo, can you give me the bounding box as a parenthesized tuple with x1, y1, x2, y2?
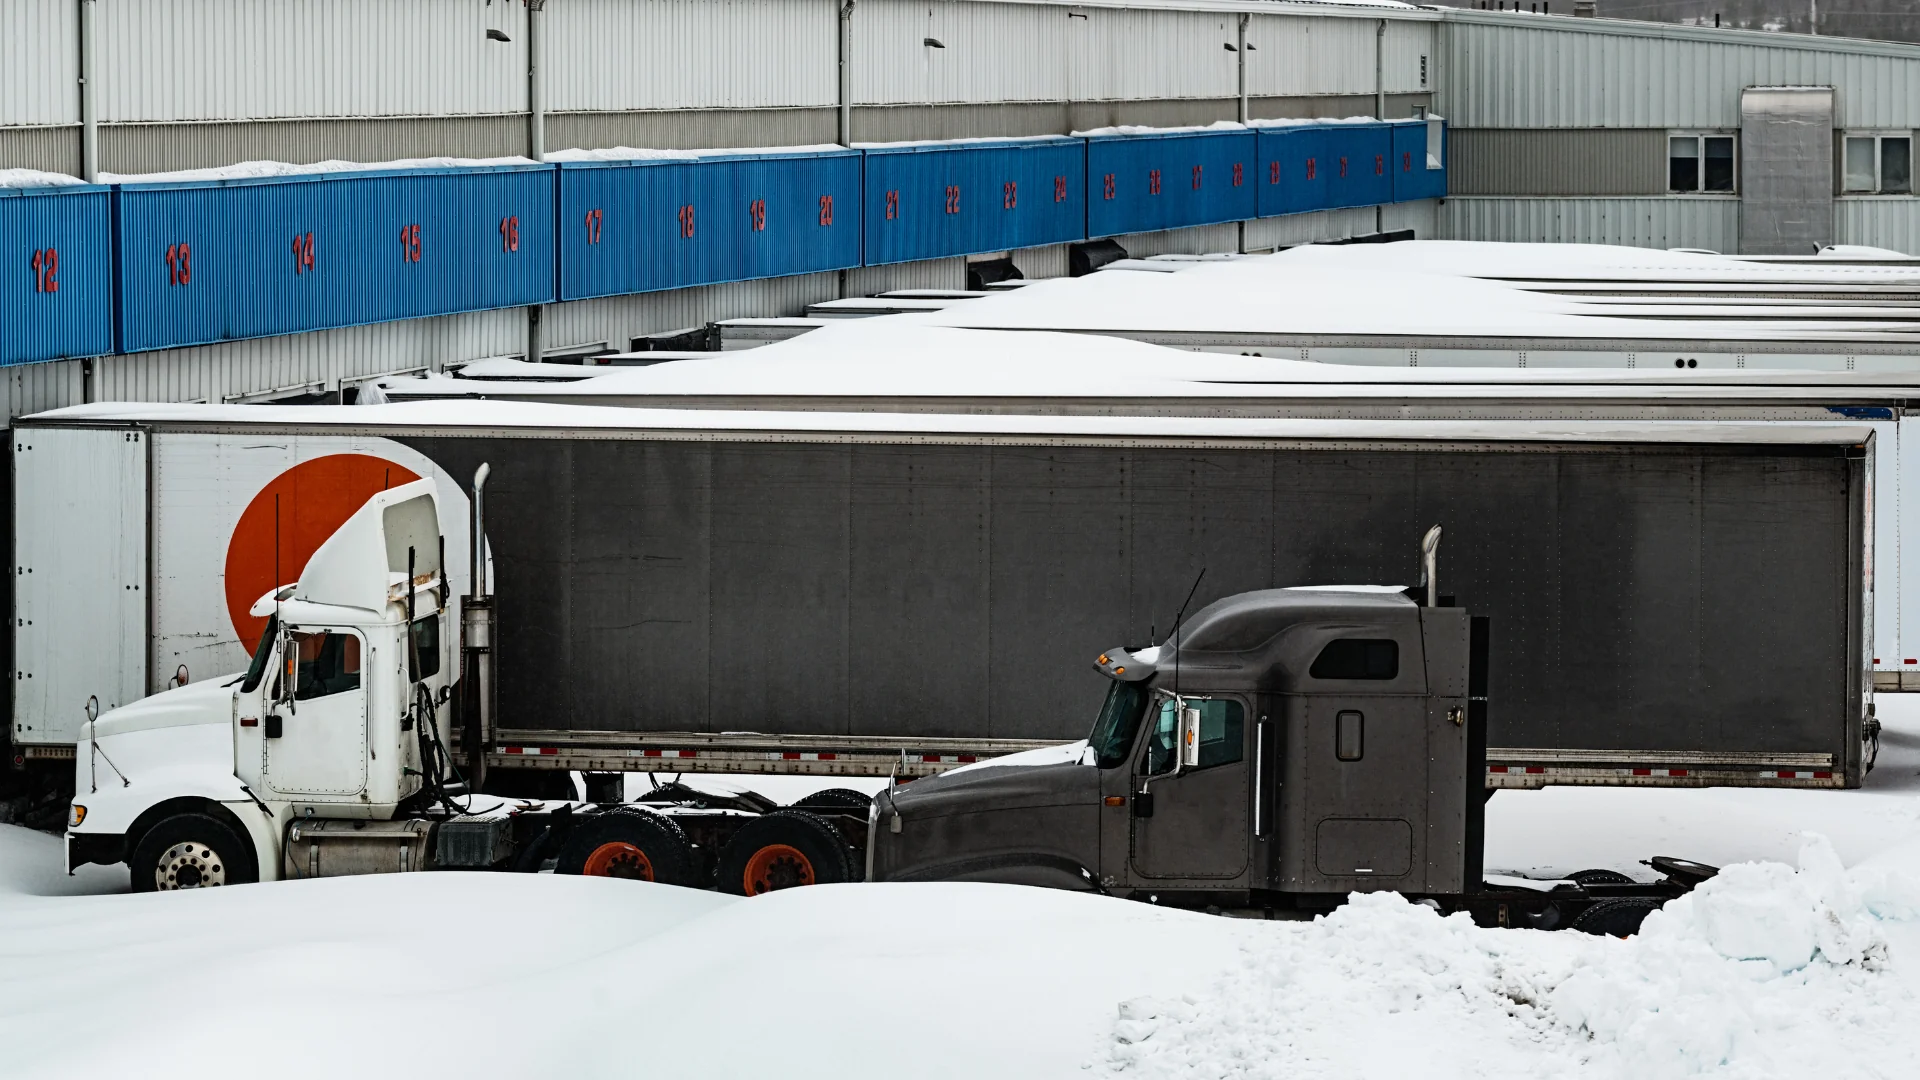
(923, 37, 945, 48)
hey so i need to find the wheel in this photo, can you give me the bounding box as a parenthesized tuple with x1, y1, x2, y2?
(1569, 868, 1636, 888)
(1570, 896, 1663, 937)
(554, 808, 695, 886)
(130, 813, 259, 892)
(788, 788, 873, 812)
(717, 810, 857, 896)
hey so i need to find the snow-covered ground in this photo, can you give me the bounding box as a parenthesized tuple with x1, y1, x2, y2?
(4, 704, 1919, 1078)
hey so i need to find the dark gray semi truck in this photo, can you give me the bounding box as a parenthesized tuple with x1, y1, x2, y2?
(869, 566, 1718, 930)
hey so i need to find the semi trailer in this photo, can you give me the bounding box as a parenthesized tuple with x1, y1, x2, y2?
(11, 401, 1871, 817)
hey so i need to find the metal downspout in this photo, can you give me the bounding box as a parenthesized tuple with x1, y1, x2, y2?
(839, 0, 857, 145)
(1237, 13, 1249, 253)
(1375, 18, 1386, 235)
(526, 1, 546, 364)
(78, 0, 97, 181)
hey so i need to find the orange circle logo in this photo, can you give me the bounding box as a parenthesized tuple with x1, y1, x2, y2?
(224, 454, 422, 648)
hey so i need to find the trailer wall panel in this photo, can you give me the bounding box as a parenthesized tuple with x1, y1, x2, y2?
(1391, 119, 1447, 203)
(1323, 122, 1395, 209)
(1257, 125, 1330, 217)
(1086, 130, 1257, 239)
(116, 166, 557, 353)
(0, 186, 114, 366)
(861, 139, 1086, 266)
(558, 152, 862, 301)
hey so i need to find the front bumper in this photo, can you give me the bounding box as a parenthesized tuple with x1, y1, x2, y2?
(66, 831, 127, 873)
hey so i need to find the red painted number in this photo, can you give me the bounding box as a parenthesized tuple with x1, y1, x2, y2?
(1305, 158, 1317, 180)
(1339, 157, 1349, 178)
(1375, 154, 1385, 176)
(291, 232, 315, 274)
(1003, 181, 1017, 210)
(678, 204, 696, 239)
(749, 199, 766, 232)
(1148, 169, 1161, 196)
(1054, 175, 1067, 202)
(819, 194, 834, 226)
(945, 185, 961, 215)
(500, 215, 520, 252)
(584, 208, 604, 245)
(1404, 152, 1413, 172)
(1232, 162, 1243, 187)
(885, 190, 899, 220)
(399, 223, 423, 263)
(165, 243, 192, 286)
(1192, 165, 1203, 190)
(29, 248, 58, 292)
(1270, 161, 1280, 185)
(1102, 173, 1116, 200)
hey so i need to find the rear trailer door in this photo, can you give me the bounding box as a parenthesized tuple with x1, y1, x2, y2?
(13, 426, 147, 748)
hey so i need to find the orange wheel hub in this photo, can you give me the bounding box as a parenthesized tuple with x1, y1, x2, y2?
(583, 841, 655, 880)
(742, 844, 814, 894)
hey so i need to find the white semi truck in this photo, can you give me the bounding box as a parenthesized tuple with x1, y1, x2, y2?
(64, 476, 872, 892)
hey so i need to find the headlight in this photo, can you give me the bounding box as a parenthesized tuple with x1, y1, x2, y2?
(68, 804, 87, 828)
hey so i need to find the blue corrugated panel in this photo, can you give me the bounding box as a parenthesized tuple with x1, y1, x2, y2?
(1322, 123, 1395, 210)
(1391, 119, 1448, 203)
(116, 165, 556, 354)
(559, 151, 861, 301)
(861, 138, 1085, 266)
(0, 184, 113, 366)
(1085, 130, 1257, 239)
(1255, 125, 1331, 218)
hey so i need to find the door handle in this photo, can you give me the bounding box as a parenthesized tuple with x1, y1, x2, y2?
(1448, 706, 1465, 727)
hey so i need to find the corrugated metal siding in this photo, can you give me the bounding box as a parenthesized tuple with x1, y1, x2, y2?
(1009, 242, 1069, 279)
(856, 0, 1066, 106)
(1243, 205, 1380, 250)
(1835, 199, 1920, 256)
(542, 273, 844, 352)
(93, 0, 528, 123)
(1381, 196, 1439, 238)
(1076, 7, 1239, 102)
(0, 359, 84, 424)
(1382, 19, 1435, 96)
(559, 152, 862, 301)
(1391, 120, 1446, 202)
(842, 257, 967, 295)
(1087, 130, 1256, 238)
(1, 186, 114, 366)
(1110, 221, 1240, 258)
(0, 127, 81, 177)
(116, 166, 558, 353)
(100, 116, 529, 175)
(862, 139, 1085, 265)
(1440, 195, 1741, 252)
(1256, 123, 1395, 216)
(1247, 15, 1377, 99)
(0, 0, 78, 128)
(548, 109, 838, 154)
(1448, 128, 1663, 196)
(547, 0, 835, 113)
(95, 307, 526, 404)
(1445, 17, 1920, 130)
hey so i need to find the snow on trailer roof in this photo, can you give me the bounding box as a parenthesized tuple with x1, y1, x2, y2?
(372, 321, 1920, 404)
(27, 399, 1875, 448)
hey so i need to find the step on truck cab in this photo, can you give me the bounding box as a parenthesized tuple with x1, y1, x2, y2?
(66, 474, 871, 893)
(868, 530, 1714, 931)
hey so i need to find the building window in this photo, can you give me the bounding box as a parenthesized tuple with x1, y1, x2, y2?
(1843, 134, 1912, 194)
(1669, 133, 1736, 193)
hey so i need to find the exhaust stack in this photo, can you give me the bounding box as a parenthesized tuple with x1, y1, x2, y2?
(1422, 525, 1442, 607)
(463, 464, 495, 785)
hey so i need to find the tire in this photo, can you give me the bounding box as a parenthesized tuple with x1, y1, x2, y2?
(1571, 896, 1663, 937)
(789, 788, 873, 812)
(1569, 868, 1636, 888)
(554, 808, 696, 887)
(130, 812, 259, 892)
(717, 810, 857, 896)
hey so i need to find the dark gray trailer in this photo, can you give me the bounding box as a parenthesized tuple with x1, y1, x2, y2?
(11, 405, 1872, 795)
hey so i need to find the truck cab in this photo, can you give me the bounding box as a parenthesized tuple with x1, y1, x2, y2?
(67, 481, 456, 888)
(866, 584, 1486, 910)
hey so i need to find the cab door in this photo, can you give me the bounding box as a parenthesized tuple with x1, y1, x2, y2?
(264, 628, 369, 798)
(1129, 695, 1250, 881)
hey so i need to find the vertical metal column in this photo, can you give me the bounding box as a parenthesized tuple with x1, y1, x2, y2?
(78, 0, 98, 181)
(1374, 19, 1386, 121)
(839, 0, 857, 145)
(1236, 14, 1249, 125)
(527, 0, 546, 364)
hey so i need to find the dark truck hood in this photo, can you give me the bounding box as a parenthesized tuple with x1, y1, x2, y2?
(873, 748, 1100, 889)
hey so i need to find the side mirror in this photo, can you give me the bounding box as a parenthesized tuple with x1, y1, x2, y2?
(1179, 706, 1202, 769)
(264, 714, 283, 739)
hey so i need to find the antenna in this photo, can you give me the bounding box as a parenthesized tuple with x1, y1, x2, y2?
(1168, 567, 1206, 698)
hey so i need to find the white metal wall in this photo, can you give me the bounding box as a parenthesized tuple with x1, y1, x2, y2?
(2, 0, 78, 128)
(857, 0, 1064, 105)
(545, 0, 837, 114)
(1836, 200, 1920, 257)
(1438, 195, 1742, 253)
(1247, 14, 1378, 99)
(1443, 15, 1920, 129)
(92, 0, 529, 123)
(540, 273, 844, 355)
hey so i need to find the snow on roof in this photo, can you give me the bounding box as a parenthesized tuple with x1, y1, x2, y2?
(100, 156, 541, 185)
(28, 397, 1873, 447)
(0, 169, 92, 189)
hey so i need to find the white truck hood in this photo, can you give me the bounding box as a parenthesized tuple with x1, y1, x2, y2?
(91, 676, 240, 740)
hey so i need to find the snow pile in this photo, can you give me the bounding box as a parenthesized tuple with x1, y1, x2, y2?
(1097, 834, 1920, 1079)
(100, 156, 538, 185)
(0, 169, 91, 189)
(546, 143, 849, 162)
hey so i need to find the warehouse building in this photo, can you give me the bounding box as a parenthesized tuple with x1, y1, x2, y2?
(2, 0, 1918, 418)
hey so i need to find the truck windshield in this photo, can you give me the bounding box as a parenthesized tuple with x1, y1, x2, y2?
(1088, 681, 1149, 768)
(239, 615, 277, 694)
